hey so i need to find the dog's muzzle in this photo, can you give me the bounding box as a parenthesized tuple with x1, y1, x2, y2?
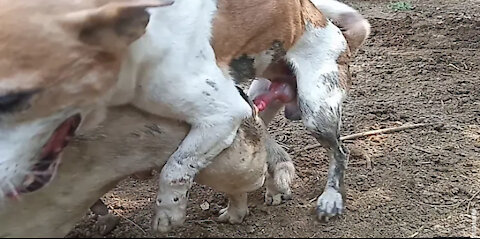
(8, 114, 81, 197)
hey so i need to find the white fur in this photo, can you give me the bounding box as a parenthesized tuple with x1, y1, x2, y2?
(286, 22, 347, 129)
(254, 51, 275, 76)
(311, 0, 358, 20)
(311, 0, 371, 52)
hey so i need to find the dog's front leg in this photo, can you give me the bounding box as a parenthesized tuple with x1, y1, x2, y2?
(150, 72, 253, 233)
(152, 122, 242, 232)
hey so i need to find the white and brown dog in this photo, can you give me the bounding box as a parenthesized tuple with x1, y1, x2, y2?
(117, 0, 369, 232)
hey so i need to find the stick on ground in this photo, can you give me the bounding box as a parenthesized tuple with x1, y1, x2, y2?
(297, 123, 443, 153)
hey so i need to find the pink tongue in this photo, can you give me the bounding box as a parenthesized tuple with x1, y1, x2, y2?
(40, 119, 75, 158)
(253, 82, 296, 111)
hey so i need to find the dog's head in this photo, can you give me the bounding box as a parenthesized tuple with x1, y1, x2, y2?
(0, 0, 173, 200)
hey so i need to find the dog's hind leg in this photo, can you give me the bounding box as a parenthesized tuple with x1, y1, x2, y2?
(264, 136, 295, 206)
(286, 21, 351, 221)
(217, 193, 249, 224)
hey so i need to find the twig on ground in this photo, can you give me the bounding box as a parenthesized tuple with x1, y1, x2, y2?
(448, 63, 461, 71)
(296, 123, 443, 153)
(341, 123, 443, 141)
(411, 145, 434, 154)
(191, 219, 216, 224)
(111, 208, 147, 235)
(421, 191, 480, 210)
(467, 191, 480, 213)
(409, 225, 425, 238)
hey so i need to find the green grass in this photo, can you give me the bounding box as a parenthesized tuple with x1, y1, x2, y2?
(389, 1, 414, 11)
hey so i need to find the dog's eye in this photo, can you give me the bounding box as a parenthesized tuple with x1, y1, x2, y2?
(0, 91, 37, 113)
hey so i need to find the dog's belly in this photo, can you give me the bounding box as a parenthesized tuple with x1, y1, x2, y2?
(196, 127, 268, 194)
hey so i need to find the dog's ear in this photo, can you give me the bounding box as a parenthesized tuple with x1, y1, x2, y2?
(60, 0, 174, 52)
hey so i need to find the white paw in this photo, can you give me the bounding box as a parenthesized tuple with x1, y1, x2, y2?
(316, 188, 344, 221)
(152, 193, 187, 233)
(217, 207, 248, 224)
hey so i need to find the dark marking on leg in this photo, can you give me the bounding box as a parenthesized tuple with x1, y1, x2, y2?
(196, 50, 207, 60)
(205, 79, 218, 91)
(270, 40, 287, 63)
(229, 55, 256, 83)
(317, 72, 341, 93)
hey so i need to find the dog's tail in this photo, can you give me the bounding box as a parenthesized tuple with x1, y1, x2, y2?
(265, 136, 295, 200)
(310, 0, 371, 54)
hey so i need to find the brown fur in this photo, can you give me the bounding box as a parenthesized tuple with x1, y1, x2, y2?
(212, 0, 327, 66)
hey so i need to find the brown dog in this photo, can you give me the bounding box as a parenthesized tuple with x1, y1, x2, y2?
(0, 0, 173, 201)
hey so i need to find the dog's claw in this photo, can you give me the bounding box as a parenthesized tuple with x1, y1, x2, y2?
(316, 188, 344, 222)
(152, 190, 187, 233)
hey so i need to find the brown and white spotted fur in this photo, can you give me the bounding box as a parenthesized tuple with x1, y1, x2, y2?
(219, 0, 371, 222)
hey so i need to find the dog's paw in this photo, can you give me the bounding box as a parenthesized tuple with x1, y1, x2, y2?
(264, 161, 295, 206)
(152, 204, 186, 233)
(265, 190, 292, 206)
(217, 207, 249, 224)
(316, 188, 344, 221)
(152, 193, 187, 233)
(94, 214, 120, 236)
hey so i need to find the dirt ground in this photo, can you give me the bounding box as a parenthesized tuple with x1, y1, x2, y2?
(67, 0, 480, 237)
